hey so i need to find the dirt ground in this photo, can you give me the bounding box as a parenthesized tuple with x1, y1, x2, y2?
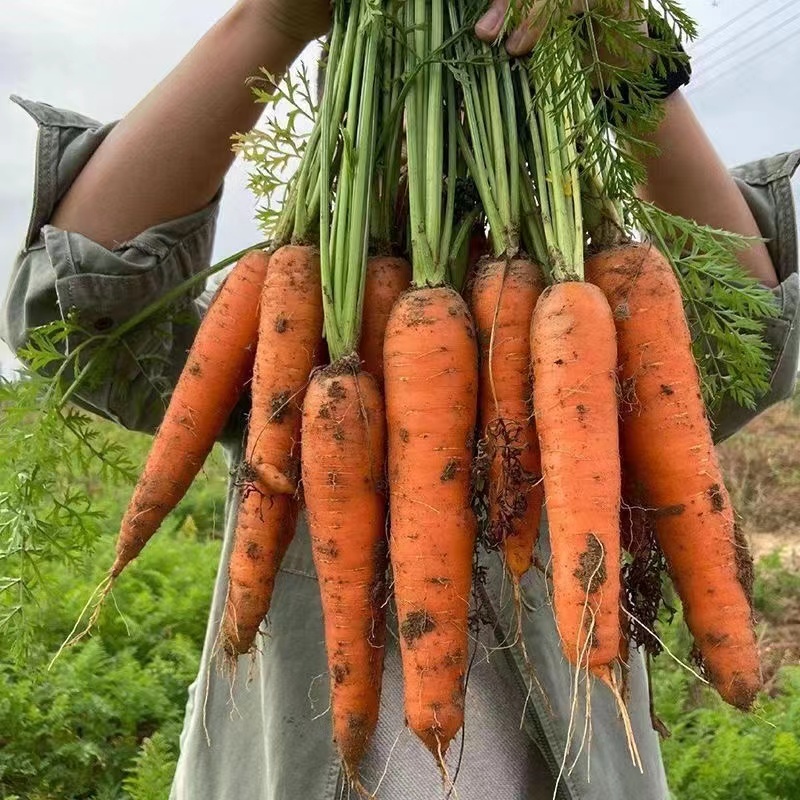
(718, 391, 800, 683)
(719, 393, 800, 561)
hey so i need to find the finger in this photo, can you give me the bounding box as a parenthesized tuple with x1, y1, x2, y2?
(475, 0, 508, 42)
(505, 10, 543, 56)
(506, 0, 587, 56)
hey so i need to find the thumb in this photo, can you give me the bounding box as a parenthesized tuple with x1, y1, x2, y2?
(475, 0, 508, 42)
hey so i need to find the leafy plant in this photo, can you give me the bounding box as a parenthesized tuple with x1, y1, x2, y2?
(653, 555, 800, 800)
(123, 733, 178, 800)
(0, 529, 221, 799)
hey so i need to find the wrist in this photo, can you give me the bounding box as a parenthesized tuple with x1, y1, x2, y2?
(233, 0, 309, 70)
(240, 0, 325, 52)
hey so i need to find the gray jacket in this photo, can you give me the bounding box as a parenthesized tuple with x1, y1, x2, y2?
(2, 97, 798, 800)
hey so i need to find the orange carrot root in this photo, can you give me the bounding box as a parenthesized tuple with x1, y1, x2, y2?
(113, 249, 270, 578)
(302, 362, 387, 779)
(530, 281, 622, 668)
(221, 243, 323, 656)
(359, 256, 411, 385)
(221, 491, 298, 656)
(245, 243, 324, 495)
(384, 285, 478, 757)
(586, 242, 761, 709)
(470, 257, 544, 582)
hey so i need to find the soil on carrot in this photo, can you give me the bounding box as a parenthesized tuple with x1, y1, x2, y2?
(707, 483, 726, 512)
(237, 460, 260, 486)
(327, 380, 348, 400)
(440, 458, 459, 482)
(573, 533, 608, 593)
(733, 522, 756, 603)
(315, 538, 340, 559)
(269, 391, 291, 422)
(402, 291, 436, 327)
(332, 662, 350, 685)
(400, 610, 436, 646)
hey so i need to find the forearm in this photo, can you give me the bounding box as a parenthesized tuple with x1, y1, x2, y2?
(636, 90, 778, 287)
(51, 0, 304, 249)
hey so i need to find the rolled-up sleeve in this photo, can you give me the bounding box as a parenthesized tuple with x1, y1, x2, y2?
(0, 96, 222, 434)
(712, 150, 800, 442)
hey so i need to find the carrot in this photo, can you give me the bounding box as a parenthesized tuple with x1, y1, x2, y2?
(586, 242, 761, 709)
(302, 362, 387, 779)
(221, 243, 324, 655)
(470, 257, 544, 582)
(384, 285, 478, 757)
(358, 256, 411, 385)
(112, 249, 269, 578)
(530, 281, 622, 668)
(244, 244, 324, 496)
(221, 492, 298, 655)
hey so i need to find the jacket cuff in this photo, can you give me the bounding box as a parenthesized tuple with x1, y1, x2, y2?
(713, 151, 800, 441)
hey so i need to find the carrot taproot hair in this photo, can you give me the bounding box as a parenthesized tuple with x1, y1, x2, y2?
(358, 256, 411, 385)
(384, 285, 478, 757)
(530, 281, 622, 668)
(244, 244, 324, 496)
(302, 362, 387, 780)
(111, 249, 269, 578)
(470, 257, 544, 582)
(586, 242, 761, 709)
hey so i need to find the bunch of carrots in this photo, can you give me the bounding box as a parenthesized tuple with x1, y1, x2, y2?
(76, 0, 764, 790)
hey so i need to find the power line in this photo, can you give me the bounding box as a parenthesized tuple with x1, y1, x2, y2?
(686, 22, 800, 95)
(691, 9, 800, 79)
(687, 0, 782, 50)
(691, 0, 797, 64)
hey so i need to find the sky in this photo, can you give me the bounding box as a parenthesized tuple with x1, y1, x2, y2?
(1, 0, 799, 369)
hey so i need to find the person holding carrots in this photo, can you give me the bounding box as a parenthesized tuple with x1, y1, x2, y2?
(2, 0, 798, 797)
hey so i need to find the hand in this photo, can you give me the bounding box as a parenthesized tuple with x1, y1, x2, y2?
(246, 0, 331, 49)
(475, 0, 647, 62)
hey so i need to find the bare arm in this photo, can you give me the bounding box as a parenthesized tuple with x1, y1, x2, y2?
(635, 91, 778, 287)
(51, 0, 329, 249)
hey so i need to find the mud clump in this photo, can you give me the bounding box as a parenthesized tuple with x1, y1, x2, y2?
(400, 610, 436, 646)
(573, 533, 607, 593)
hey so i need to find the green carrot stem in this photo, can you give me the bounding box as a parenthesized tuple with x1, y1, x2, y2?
(440, 69, 458, 269)
(518, 75, 554, 252)
(485, 52, 510, 239)
(519, 162, 548, 269)
(500, 60, 520, 251)
(448, 208, 481, 292)
(318, 4, 342, 358)
(456, 125, 503, 256)
(301, 0, 361, 237)
(405, 0, 435, 282)
(340, 15, 381, 356)
(424, 0, 445, 277)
